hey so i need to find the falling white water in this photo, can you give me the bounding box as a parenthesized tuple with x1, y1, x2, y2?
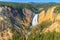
(32, 14, 38, 26)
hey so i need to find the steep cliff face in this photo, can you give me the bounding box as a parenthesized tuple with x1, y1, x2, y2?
(1, 5, 60, 40)
(22, 8, 34, 28)
(0, 6, 36, 40)
(38, 10, 45, 23)
(21, 6, 60, 29)
(0, 7, 13, 40)
(38, 7, 56, 24)
(37, 6, 60, 33)
(44, 7, 55, 21)
(55, 13, 60, 21)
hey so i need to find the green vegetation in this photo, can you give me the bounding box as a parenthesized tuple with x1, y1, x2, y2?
(13, 34, 22, 40)
(54, 5, 60, 13)
(12, 20, 53, 40)
(12, 31, 60, 40)
(28, 31, 60, 40)
(1, 2, 60, 40)
(0, 2, 58, 13)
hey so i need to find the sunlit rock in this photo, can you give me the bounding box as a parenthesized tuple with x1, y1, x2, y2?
(0, 7, 2, 13)
(44, 7, 56, 22)
(43, 22, 60, 33)
(23, 8, 34, 28)
(55, 13, 60, 21)
(38, 10, 45, 23)
(0, 16, 4, 21)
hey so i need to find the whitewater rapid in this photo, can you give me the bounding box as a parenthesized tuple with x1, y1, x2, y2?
(32, 14, 38, 26)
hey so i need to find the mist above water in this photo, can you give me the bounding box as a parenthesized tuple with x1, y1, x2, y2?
(32, 14, 38, 26)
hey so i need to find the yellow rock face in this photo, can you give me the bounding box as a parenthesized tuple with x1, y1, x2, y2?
(44, 7, 56, 21)
(21, 8, 34, 28)
(0, 7, 2, 12)
(38, 10, 45, 23)
(38, 7, 56, 24)
(0, 29, 12, 40)
(55, 13, 60, 21)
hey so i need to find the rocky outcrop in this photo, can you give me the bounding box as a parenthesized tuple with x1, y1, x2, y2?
(0, 7, 13, 40)
(0, 5, 60, 40)
(55, 13, 60, 21)
(38, 10, 45, 23)
(43, 22, 60, 33)
(38, 6, 56, 24)
(22, 8, 34, 28)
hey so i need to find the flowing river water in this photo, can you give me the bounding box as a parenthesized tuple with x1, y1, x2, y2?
(32, 14, 39, 26)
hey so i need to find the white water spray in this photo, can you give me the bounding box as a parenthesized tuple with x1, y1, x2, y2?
(32, 14, 38, 26)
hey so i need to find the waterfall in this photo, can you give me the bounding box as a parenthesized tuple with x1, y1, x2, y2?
(32, 14, 38, 26)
